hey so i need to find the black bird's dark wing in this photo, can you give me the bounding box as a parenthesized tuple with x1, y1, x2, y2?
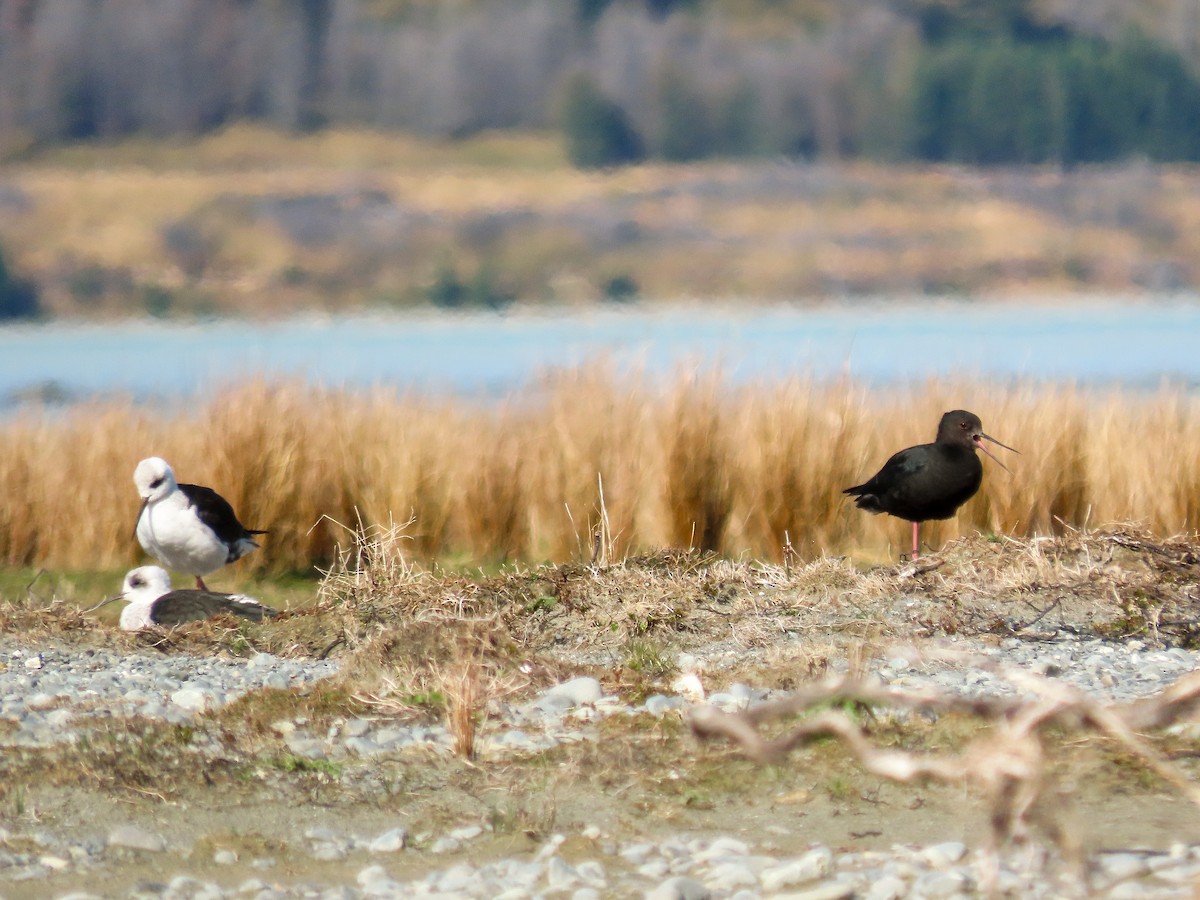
(178, 482, 267, 543)
(843, 447, 928, 513)
(149, 589, 278, 626)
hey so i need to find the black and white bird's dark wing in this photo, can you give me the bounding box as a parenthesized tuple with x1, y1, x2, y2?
(178, 482, 267, 541)
(149, 589, 278, 626)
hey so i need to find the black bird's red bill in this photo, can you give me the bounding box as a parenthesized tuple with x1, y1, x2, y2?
(973, 432, 1019, 472)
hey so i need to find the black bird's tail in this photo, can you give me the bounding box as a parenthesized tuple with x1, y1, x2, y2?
(843, 484, 885, 514)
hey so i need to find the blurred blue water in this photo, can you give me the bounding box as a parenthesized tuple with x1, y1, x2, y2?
(1, 298, 1198, 406)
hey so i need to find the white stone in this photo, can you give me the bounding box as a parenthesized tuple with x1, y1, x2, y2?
(170, 686, 213, 713)
(1099, 852, 1152, 882)
(369, 827, 408, 853)
(429, 836, 460, 854)
(576, 860, 606, 887)
(167, 875, 218, 896)
(620, 842, 655, 864)
(761, 848, 834, 891)
(546, 856, 580, 889)
(694, 836, 750, 862)
(705, 860, 759, 890)
(361, 879, 406, 898)
(312, 842, 347, 861)
(727, 682, 755, 701)
(284, 735, 327, 759)
(534, 833, 566, 861)
(773, 882, 856, 900)
(638, 860, 671, 879)
(214, 849, 238, 865)
(911, 869, 973, 898)
(644, 694, 684, 717)
(919, 841, 967, 868)
(436, 863, 479, 893)
(107, 824, 166, 852)
(863, 874, 909, 900)
(541, 676, 603, 707)
(672, 672, 706, 701)
(449, 824, 483, 842)
(646, 876, 712, 900)
(1151, 860, 1200, 883)
(357, 865, 391, 886)
(1107, 884, 1157, 899)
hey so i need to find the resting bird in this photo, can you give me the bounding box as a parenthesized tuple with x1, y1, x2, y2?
(133, 456, 267, 589)
(88, 566, 277, 632)
(844, 410, 1018, 558)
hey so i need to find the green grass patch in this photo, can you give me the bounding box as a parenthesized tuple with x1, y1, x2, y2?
(270, 754, 343, 777)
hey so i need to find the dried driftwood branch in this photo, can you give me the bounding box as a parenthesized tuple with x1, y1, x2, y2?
(689, 644, 1200, 860)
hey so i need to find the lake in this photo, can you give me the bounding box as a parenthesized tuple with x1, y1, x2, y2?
(1, 297, 1198, 405)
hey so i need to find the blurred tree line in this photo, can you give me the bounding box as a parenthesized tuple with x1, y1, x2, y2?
(1, 0, 1199, 167)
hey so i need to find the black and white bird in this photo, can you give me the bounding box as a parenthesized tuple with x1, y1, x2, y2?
(88, 566, 277, 632)
(133, 456, 267, 590)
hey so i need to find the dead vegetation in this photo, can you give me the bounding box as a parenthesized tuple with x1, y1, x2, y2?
(10, 524, 1200, 664)
(7, 374, 1200, 576)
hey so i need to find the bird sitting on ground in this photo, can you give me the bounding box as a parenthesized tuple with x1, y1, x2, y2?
(843, 409, 1018, 559)
(133, 456, 267, 590)
(87, 566, 277, 632)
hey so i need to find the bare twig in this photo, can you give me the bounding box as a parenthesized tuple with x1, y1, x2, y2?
(689, 642, 1200, 875)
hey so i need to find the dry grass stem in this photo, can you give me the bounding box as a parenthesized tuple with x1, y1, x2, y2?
(444, 650, 484, 761)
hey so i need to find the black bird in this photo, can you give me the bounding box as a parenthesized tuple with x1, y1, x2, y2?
(844, 410, 1018, 558)
(87, 566, 278, 631)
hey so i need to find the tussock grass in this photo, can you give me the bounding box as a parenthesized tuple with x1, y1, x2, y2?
(7, 370, 1200, 576)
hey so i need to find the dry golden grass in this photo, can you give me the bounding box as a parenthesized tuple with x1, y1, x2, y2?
(5, 371, 1200, 574)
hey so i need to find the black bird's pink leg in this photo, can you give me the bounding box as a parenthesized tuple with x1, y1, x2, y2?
(912, 522, 920, 559)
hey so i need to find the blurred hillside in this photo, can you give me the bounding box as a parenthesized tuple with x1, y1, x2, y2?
(2, 131, 1199, 318)
(1, 0, 1198, 166)
(2, 0, 1200, 318)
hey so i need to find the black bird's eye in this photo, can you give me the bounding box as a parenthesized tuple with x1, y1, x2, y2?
(149, 477, 163, 488)
(959, 421, 969, 429)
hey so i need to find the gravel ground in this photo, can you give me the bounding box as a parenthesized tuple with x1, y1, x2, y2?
(3, 633, 1200, 898)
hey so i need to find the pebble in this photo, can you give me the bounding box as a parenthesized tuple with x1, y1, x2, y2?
(107, 825, 166, 852)
(530, 676, 604, 713)
(780, 884, 856, 900)
(761, 847, 833, 890)
(647, 876, 713, 900)
(920, 841, 968, 868)
(368, 828, 408, 853)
